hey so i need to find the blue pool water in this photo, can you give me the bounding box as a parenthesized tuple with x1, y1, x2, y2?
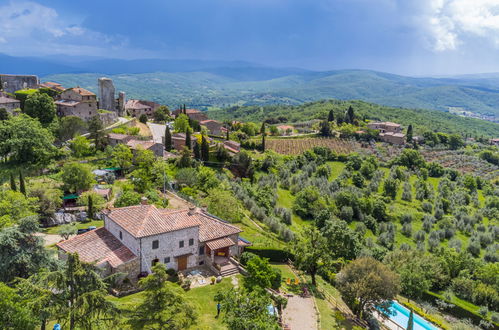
(383, 301, 438, 330)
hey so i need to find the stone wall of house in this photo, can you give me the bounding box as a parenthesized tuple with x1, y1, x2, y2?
(0, 74, 39, 93)
(229, 234, 240, 257)
(140, 226, 200, 273)
(0, 100, 21, 113)
(98, 111, 118, 126)
(149, 143, 164, 157)
(105, 216, 140, 255)
(115, 258, 140, 283)
(58, 102, 97, 120)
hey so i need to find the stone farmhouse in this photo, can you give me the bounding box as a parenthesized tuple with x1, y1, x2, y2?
(57, 204, 246, 281)
(39, 81, 65, 93)
(223, 140, 241, 154)
(172, 132, 196, 151)
(125, 99, 161, 118)
(200, 119, 224, 136)
(367, 121, 406, 145)
(172, 108, 208, 122)
(55, 87, 98, 120)
(0, 93, 21, 113)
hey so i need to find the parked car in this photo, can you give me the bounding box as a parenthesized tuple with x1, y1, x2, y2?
(77, 229, 88, 235)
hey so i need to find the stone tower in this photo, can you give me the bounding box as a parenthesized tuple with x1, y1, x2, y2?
(117, 91, 126, 116)
(98, 77, 116, 111)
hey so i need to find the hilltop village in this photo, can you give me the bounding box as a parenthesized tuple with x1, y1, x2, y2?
(0, 73, 498, 330)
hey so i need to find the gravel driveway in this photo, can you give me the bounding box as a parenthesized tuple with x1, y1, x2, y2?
(282, 295, 318, 330)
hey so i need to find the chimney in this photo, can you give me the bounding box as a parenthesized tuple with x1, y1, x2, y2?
(188, 206, 197, 215)
(141, 197, 148, 205)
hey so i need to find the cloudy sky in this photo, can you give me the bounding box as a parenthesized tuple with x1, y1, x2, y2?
(1, 0, 499, 75)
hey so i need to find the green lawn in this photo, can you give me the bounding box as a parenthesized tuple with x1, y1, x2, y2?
(276, 188, 309, 232)
(107, 277, 239, 330)
(43, 220, 105, 235)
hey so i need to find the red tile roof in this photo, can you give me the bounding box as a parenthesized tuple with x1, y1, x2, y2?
(104, 205, 241, 240)
(206, 237, 236, 250)
(69, 87, 95, 96)
(56, 227, 137, 268)
(126, 139, 155, 150)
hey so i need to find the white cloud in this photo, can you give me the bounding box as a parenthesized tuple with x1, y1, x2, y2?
(419, 0, 499, 51)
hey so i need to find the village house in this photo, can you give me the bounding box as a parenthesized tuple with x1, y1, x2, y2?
(39, 81, 65, 93)
(55, 87, 98, 120)
(490, 138, 499, 146)
(172, 108, 208, 122)
(171, 132, 196, 151)
(276, 125, 294, 136)
(125, 99, 161, 118)
(107, 133, 163, 157)
(107, 133, 133, 146)
(223, 140, 241, 154)
(56, 204, 246, 281)
(367, 121, 406, 144)
(200, 119, 224, 136)
(0, 93, 21, 113)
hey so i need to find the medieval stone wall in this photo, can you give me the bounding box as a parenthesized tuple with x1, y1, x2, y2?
(0, 74, 39, 93)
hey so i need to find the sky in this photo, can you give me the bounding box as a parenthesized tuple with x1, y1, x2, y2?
(1, 0, 499, 75)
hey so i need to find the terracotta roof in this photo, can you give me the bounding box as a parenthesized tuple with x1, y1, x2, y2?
(69, 87, 95, 96)
(277, 125, 294, 131)
(125, 99, 151, 110)
(206, 237, 236, 250)
(56, 227, 137, 268)
(126, 139, 155, 150)
(108, 133, 132, 141)
(104, 205, 242, 240)
(40, 82, 64, 91)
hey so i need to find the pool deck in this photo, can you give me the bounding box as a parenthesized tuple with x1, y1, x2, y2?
(374, 311, 405, 330)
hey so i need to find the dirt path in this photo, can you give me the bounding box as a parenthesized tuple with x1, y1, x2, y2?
(282, 295, 318, 330)
(35, 233, 65, 246)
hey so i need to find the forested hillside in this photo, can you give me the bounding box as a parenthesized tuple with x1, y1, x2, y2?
(209, 100, 499, 138)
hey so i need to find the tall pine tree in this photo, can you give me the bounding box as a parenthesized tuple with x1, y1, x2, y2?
(261, 123, 266, 152)
(407, 309, 414, 330)
(201, 135, 210, 161)
(193, 142, 201, 160)
(87, 195, 94, 220)
(185, 129, 192, 150)
(164, 125, 172, 151)
(19, 171, 26, 195)
(10, 173, 16, 191)
(406, 124, 413, 143)
(328, 109, 335, 122)
(346, 106, 355, 124)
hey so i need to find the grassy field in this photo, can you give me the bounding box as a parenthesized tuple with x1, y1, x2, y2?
(43, 219, 104, 235)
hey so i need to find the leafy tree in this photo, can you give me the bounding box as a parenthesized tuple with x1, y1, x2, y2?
(323, 219, 362, 260)
(215, 288, 279, 330)
(293, 186, 326, 219)
(57, 116, 87, 141)
(336, 257, 400, 318)
(88, 116, 106, 151)
(0, 114, 57, 164)
(153, 105, 170, 122)
(383, 177, 398, 199)
(61, 163, 94, 193)
(112, 144, 133, 171)
(176, 147, 194, 168)
(128, 263, 197, 329)
(406, 124, 413, 143)
(139, 114, 148, 123)
(201, 135, 210, 161)
(448, 134, 464, 150)
(24, 91, 56, 124)
(28, 181, 63, 223)
(0, 189, 38, 228)
(231, 151, 254, 178)
(319, 120, 332, 137)
(392, 149, 426, 170)
(216, 143, 230, 162)
(164, 125, 172, 151)
(174, 113, 190, 133)
(0, 283, 38, 329)
(0, 107, 9, 120)
(293, 226, 331, 285)
(10, 173, 16, 191)
(205, 188, 245, 223)
(57, 224, 76, 240)
(69, 135, 92, 157)
(115, 190, 142, 207)
(0, 216, 53, 282)
(244, 256, 282, 291)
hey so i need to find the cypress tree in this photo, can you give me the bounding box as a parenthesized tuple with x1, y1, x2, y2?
(9, 173, 16, 191)
(201, 135, 210, 161)
(406, 124, 413, 143)
(328, 109, 335, 122)
(226, 129, 230, 140)
(193, 142, 201, 160)
(185, 129, 191, 150)
(87, 195, 94, 220)
(164, 125, 172, 151)
(407, 309, 414, 330)
(346, 106, 355, 124)
(19, 170, 26, 195)
(261, 123, 266, 152)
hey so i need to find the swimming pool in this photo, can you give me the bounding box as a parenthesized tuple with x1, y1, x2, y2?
(383, 301, 438, 330)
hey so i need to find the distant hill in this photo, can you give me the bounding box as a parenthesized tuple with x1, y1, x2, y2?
(3, 53, 499, 117)
(207, 100, 499, 138)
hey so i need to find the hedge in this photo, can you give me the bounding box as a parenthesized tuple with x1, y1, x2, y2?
(244, 247, 294, 262)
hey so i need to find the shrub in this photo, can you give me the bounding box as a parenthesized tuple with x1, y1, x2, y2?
(139, 114, 148, 123)
(244, 247, 294, 262)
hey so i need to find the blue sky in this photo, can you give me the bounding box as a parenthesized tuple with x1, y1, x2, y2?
(1, 0, 499, 75)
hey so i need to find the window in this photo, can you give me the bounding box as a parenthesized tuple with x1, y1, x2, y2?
(164, 257, 170, 264)
(119, 231, 123, 240)
(88, 103, 91, 107)
(199, 245, 205, 255)
(152, 258, 159, 266)
(199, 261, 204, 266)
(179, 240, 184, 248)
(189, 238, 194, 246)
(152, 240, 159, 249)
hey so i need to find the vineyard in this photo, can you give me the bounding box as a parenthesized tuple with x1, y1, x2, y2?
(266, 137, 364, 155)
